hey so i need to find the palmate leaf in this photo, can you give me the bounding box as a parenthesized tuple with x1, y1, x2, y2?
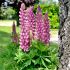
(14, 48, 30, 63)
(14, 52, 24, 63)
(15, 40, 59, 69)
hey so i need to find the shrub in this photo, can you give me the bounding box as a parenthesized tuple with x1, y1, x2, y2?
(34, 4, 59, 29)
(0, 7, 16, 19)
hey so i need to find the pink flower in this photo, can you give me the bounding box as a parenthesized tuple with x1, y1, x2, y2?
(19, 3, 31, 52)
(42, 13, 50, 44)
(35, 5, 43, 41)
(35, 6, 50, 44)
(29, 6, 35, 39)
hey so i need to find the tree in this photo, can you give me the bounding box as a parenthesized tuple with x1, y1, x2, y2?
(58, 0, 70, 70)
(0, 0, 5, 18)
(0, 0, 5, 6)
(0, 0, 39, 26)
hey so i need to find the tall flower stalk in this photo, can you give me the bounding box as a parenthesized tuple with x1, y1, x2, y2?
(35, 6, 50, 44)
(19, 3, 31, 52)
(12, 21, 18, 43)
(35, 5, 43, 41)
(42, 13, 50, 44)
(29, 6, 35, 40)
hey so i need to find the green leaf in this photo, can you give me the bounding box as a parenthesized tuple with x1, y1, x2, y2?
(44, 58, 51, 63)
(29, 49, 37, 59)
(32, 59, 37, 65)
(32, 40, 48, 52)
(24, 60, 31, 67)
(54, 66, 57, 70)
(44, 67, 49, 70)
(41, 58, 46, 67)
(38, 68, 44, 70)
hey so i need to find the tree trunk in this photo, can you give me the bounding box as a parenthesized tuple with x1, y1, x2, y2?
(58, 0, 70, 70)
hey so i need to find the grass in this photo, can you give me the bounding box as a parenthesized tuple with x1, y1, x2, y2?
(0, 26, 58, 70)
(0, 26, 20, 46)
(0, 43, 19, 70)
(0, 26, 20, 70)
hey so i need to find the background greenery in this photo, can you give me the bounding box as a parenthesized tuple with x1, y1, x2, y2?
(34, 3, 59, 29)
(0, 3, 59, 29)
(0, 7, 16, 20)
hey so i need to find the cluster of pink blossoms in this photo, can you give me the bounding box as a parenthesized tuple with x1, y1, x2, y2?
(19, 4, 50, 52)
(19, 3, 31, 51)
(35, 6, 50, 44)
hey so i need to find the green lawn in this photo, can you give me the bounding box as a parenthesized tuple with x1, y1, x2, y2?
(0, 26, 58, 70)
(0, 26, 20, 46)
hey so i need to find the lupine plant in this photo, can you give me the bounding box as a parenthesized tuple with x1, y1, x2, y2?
(42, 13, 50, 44)
(19, 4, 50, 51)
(35, 6, 50, 44)
(29, 6, 35, 40)
(19, 3, 31, 52)
(15, 4, 59, 70)
(12, 21, 18, 43)
(35, 5, 43, 41)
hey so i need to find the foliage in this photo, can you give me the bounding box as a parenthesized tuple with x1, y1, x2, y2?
(0, 43, 19, 70)
(15, 40, 59, 70)
(34, 3, 59, 29)
(0, 7, 16, 19)
(0, 2, 59, 29)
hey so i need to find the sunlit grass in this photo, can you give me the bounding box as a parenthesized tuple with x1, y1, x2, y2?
(0, 26, 20, 46)
(0, 20, 16, 23)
